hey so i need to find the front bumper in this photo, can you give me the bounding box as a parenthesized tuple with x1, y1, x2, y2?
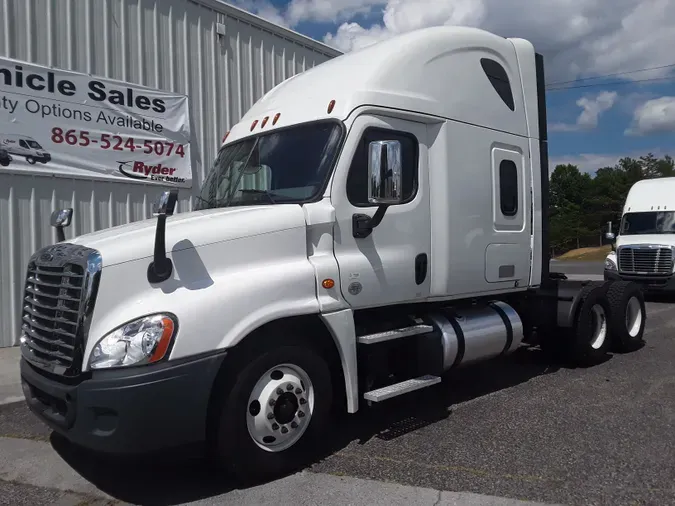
(20, 350, 227, 454)
(604, 269, 675, 292)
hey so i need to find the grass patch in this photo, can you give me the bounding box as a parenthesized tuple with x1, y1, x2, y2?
(555, 245, 611, 261)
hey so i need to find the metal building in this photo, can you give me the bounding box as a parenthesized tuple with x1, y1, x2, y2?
(0, 0, 341, 347)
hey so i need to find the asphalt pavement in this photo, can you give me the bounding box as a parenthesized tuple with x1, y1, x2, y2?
(1, 260, 674, 506)
(549, 260, 604, 276)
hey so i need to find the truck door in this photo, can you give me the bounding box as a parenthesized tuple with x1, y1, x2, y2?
(485, 141, 532, 287)
(331, 115, 431, 308)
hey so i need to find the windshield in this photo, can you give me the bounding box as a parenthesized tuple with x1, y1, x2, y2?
(195, 121, 343, 210)
(620, 211, 675, 235)
(27, 140, 42, 149)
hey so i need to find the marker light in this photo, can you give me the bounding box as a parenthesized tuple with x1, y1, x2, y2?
(250, 120, 258, 131)
(322, 279, 335, 289)
(327, 100, 335, 114)
(261, 116, 269, 128)
(273, 113, 281, 125)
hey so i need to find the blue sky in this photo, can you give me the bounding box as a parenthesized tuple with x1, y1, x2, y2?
(235, 0, 675, 174)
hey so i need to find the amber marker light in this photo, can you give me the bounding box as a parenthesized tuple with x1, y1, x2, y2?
(327, 100, 335, 113)
(149, 316, 176, 363)
(261, 116, 269, 128)
(322, 278, 335, 289)
(273, 112, 281, 125)
(250, 120, 258, 131)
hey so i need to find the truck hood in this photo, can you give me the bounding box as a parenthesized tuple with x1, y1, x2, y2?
(69, 204, 308, 267)
(616, 234, 675, 248)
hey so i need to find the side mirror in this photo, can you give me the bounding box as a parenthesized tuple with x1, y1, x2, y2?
(604, 231, 615, 242)
(50, 208, 73, 243)
(367, 140, 403, 205)
(154, 189, 179, 217)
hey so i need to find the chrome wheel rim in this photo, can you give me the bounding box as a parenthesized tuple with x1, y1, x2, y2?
(625, 296, 643, 338)
(246, 363, 314, 453)
(590, 304, 608, 350)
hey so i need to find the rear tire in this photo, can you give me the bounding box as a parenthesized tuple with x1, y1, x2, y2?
(540, 285, 612, 366)
(606, 281, 646, 353)
(212, 341, 333, 483)
(568, 285, 612, 365)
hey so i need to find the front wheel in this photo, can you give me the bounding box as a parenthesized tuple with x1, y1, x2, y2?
(212, 343, 333, 482)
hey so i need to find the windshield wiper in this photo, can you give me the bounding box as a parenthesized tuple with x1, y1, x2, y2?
(238, 189, 278, 204)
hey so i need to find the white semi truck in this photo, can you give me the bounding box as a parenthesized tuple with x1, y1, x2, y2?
(18, 26, 647, 481)
(604, 176, 675, 293)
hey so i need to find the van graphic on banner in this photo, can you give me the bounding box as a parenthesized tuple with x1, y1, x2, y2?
(0, 56, 192, 188)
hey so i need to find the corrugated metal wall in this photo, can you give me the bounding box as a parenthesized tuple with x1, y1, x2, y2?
(0, 0, 340, 347)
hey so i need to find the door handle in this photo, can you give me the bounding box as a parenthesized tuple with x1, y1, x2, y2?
(415, 253, 428, 285)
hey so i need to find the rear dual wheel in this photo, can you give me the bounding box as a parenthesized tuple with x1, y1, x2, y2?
(541, 281, 646, 365)
(605, 281, 646, 352)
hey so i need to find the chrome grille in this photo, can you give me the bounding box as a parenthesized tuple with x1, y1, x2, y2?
(20, 244, 101, 377)
(618, 246, 674, 275)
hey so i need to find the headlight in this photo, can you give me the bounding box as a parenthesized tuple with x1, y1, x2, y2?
(89, 314, 177, 370)
(605, 257, 617, 271)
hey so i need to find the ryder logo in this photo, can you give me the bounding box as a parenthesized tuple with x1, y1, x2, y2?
(118, 160, 186, 184)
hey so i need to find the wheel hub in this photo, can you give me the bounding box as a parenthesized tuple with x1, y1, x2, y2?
(274, 392, 299, 424)
(246, 364, 314, 453)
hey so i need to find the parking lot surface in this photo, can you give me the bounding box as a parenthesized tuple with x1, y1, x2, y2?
(1, 289, 673, 505)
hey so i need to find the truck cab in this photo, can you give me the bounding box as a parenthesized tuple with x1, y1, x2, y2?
(17, 26, 647, 482)
(604, 177, 675, 292)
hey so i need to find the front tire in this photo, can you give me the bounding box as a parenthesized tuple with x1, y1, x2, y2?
(212, 343, 333, 482)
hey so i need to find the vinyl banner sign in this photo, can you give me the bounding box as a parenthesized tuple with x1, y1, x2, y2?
(0, 57, 192, 188)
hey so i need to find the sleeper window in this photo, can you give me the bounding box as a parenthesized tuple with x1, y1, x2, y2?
(499, 160, 518, 216)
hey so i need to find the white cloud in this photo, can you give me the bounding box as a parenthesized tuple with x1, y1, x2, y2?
(550, 91, 618, 132)
(549, 153, 628, 174)
(550, 148, 674, 174)
(285, 0, 385, 26)
(238, 0, 675, 85)
(625, 96, 675, 135)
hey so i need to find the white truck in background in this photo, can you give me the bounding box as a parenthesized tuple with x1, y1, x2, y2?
(18, 26, 648, 482)
(604, 176, 675, 293)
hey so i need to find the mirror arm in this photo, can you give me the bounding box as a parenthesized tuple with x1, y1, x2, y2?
(147, 214, 173, 283)
(55, 225, 66, 243)
(147, 189, 178, 284)
(352, 204, 389, 239)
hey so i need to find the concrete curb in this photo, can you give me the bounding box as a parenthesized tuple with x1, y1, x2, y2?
(0, 346, 22, 406)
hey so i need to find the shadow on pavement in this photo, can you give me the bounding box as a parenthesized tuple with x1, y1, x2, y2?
(645, 292, 675, 304)
(50, 433, 233, 505)
(320, 345, 562, 450)
(50, 345, 563, 505)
